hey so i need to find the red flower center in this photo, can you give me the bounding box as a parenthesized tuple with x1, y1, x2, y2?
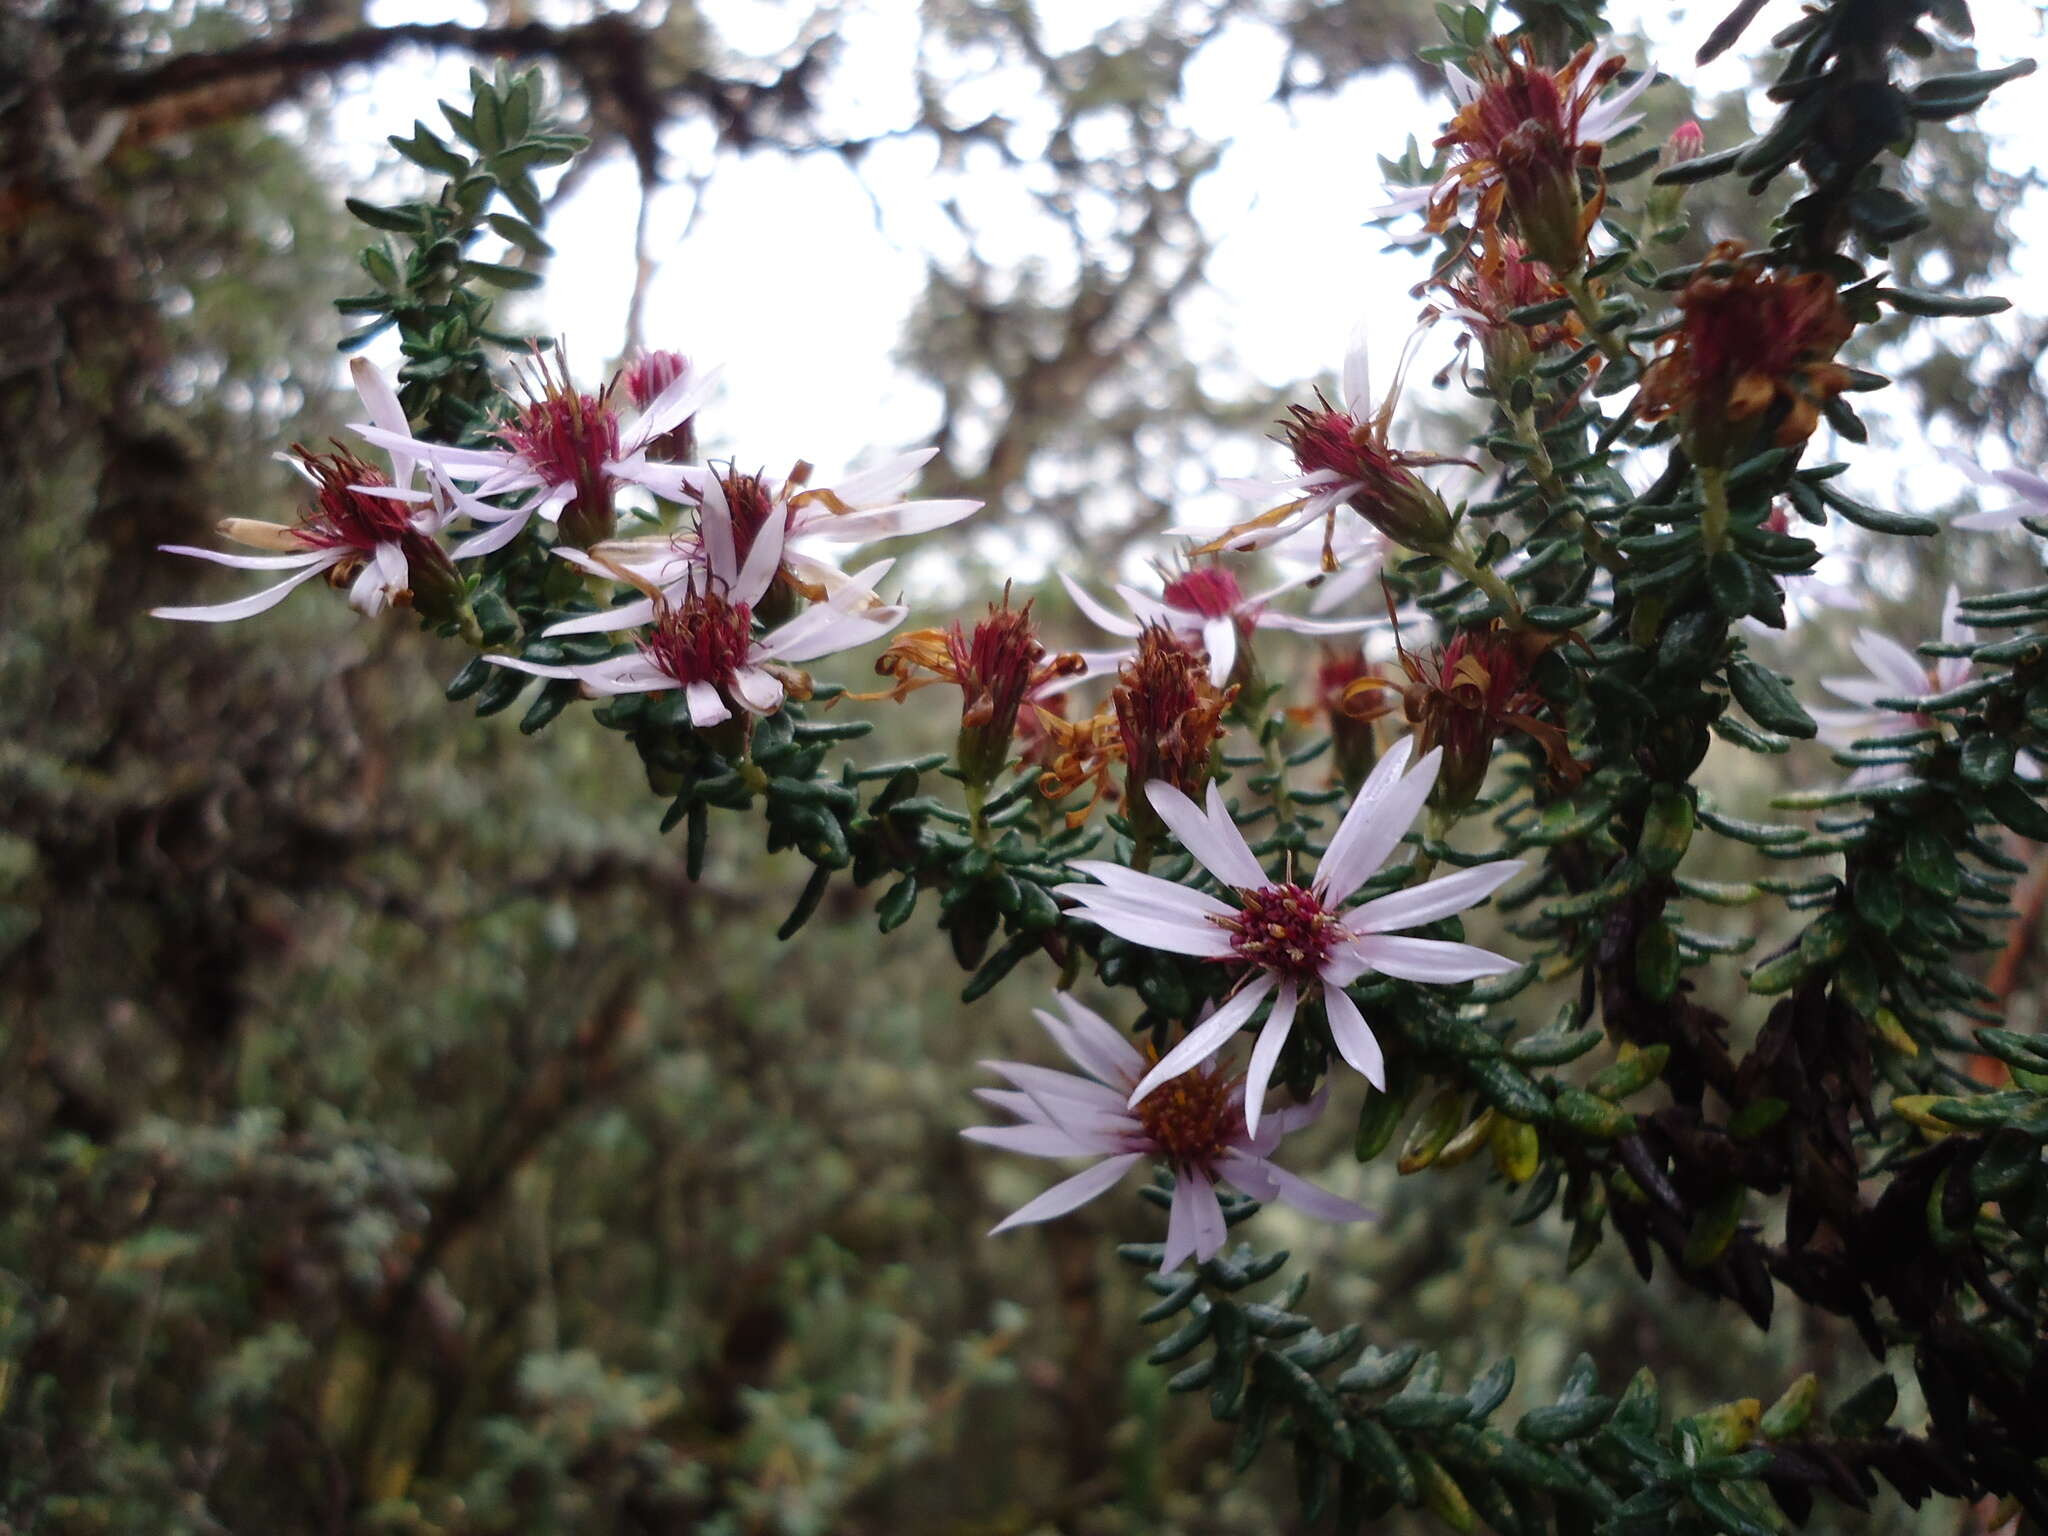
(1162, 566, 1245, 620)
(718, 471, 781, 566)
(641, 591, 755, 690)
(293, 448, 412, 553)
(1222, 883, 1340, 983)
(1283, 400, 1390, 486)
(502, 388, 622, 499)
(1132, 1064, 1238, 1167)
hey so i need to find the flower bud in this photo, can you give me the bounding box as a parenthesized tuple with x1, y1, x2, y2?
(619, 349, 698, 464)
(1646, 120, 1705, 231)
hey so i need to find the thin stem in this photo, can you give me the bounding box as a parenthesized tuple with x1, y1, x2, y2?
(1700, 465, 1732, 554)
(1560, 271, 1629, 365)
(1441, 540, 1526, 626)
(1510, 403, 1628, 575)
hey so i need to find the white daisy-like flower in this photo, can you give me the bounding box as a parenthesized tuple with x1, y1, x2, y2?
(1058, 563, 1378, 689)
(544, 452, 980, 635)
(152, 360, 459, 623)
(483, 481, 905, 727)
(964, 994, 1369, 1271)
(1810, 585, 1969, 785)
(352, 351, 721, 557)
(1055, 737, 1522, 1132)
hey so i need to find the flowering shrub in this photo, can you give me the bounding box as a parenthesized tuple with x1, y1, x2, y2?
(147, 4, 2048, 1529)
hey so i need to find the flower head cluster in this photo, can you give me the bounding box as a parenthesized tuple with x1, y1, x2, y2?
(1428, 42, 1651, 273)
(554, 451, 981, 631)
(153, 361, 462, 625)
(1114, 625, 1237, 818)
(486, 477, 906, 729)
(965, 996, 1369, 1270)
(1345, 620, 1582, 812)
(1638, 242, 1854, 468)
(1057, 737, 1521, 1132)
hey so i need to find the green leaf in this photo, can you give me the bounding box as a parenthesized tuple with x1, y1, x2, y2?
(1727, 658, 1817, 739)
(390, 124, 470, 178)
(1828, 1372, 1897, 1436)
(460, 259, 545, 291)
(1877, 285, 2010, 318)
(1338, 1344, 1423, 1394)
(345, 197, 426, 234)
(1985, 777, 2048, 841)
(486, 212, 555, 256)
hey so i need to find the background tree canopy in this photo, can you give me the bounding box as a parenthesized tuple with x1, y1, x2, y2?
(2, 0, 2045, 1532)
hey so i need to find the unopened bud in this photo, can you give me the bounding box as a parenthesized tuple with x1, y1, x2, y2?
(1647, 121, 1705, 232)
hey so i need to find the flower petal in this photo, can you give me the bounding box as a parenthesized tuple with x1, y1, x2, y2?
(988, 1151, 1145, 1234)
(1222, 1155, 1372, 1223)
(1315, 736, 1426, 904)
(1202, 615, 1238, 688)
(1242, 981, 1298, 1141)
(150, 557, 338, 622)
(1144, 781, 1268, 890)
(1347, 934, 1518, 984)
(1058, 571, 1144, 638)
(1344, 858, 1524, 935)
(1321, 984, 1386, 1089)
(1126, 975, 1277, 1107)
(1161, 1166, 1228, 1271)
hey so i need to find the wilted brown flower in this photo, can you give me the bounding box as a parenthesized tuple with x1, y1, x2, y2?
(867, 591, 1084, 788)
(1431, 42, 1648, 275)
(1033, 705, 1125, 827)
(1113, 625, 1235, 836)
(1434, 232, 1586, 382)
(1638, 242, 1855, 467)
(1345, 620, 1581, 813)
(1290, 645, 1396, 795)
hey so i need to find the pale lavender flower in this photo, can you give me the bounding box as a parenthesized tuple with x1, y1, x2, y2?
(352, 351, 721, 556)
(545, 451, 980, 633)
(1058, 562, 1378, 689)
(152, 360, 460, 623)
(1810, 585, 1969, 785)
(1944, 449, 2048, 533)
(483, 479, 905, 726)
(1055, 737, 1521, 1132)
(964, 994, 1369, 1271)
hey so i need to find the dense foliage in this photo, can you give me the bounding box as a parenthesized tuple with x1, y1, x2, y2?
(5, 0, 2046, 1532)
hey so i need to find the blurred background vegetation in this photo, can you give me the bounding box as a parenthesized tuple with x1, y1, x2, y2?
(3, 0, 2044, 1531)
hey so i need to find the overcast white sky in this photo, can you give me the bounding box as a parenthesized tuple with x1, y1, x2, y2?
(331, 0, 2045, 594)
